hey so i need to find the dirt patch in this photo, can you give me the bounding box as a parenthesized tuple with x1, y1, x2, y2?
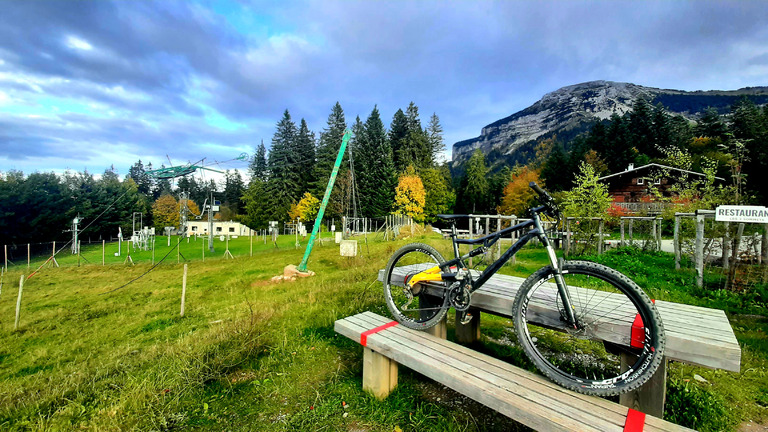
(228, 370, 257, 384)
(739, 420, 768, 431)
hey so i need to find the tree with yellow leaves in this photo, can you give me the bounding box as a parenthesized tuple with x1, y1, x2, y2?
(497, 166, 542, 216)
(152, 194, 179, 230)
(288, 192, 321, 221)
(394, 166, 426, 221)
(179, 198, 201, 218)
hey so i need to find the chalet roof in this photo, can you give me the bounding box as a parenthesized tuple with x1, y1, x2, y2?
(597, 163, 725, 181)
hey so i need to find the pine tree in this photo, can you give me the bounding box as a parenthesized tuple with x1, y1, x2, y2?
(605, 115, 636, 172)
(459, 150, 489, 213)
(356, 106, 396, 217)
(694, 107, 728, 139)
(241, 179, 269, 229)
(249, 140, 268, 182)
(153, 165, 173, 199)
(313, 102, 347, 198)
(223, 170, 245, 214)
(651, 103, 673, 150)
(630, 98, 655, 157)
(400, 102, 431, 169)
(541, 145, 571, 191)
(127, 160, 152, 196)
(426, 113, 445, 166)
(296, 119, 316, 194)
(266, 110, 301, 220)
(389, 108, 409, 169)
(348, 116, 365, 217)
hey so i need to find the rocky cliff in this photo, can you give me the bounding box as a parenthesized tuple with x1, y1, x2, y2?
(452, 80, 768, 166)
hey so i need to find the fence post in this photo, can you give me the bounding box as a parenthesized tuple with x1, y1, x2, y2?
(629, 219, 634, 247)
(565, 218, 571, 257)
(695, 213, 705, 288)
(15, 275, 24, 330)
(181, 264, 188, 317)
(657, 217, 663, 251)
(762, 224, 768, 264)
(4, 244, 7, 271)
(620, 219, 625, 247)
(598, 219, 604, 255)
(27, 244, 30, 268)
(468, 216, 474, 267)
(762, 224, 768, 282)
(496, 216, 502, 260)
(52, 241, 59, 267)
(250, 232, 253, 257)
(674, 215, 681, 270)
(102, 240, 105, 266)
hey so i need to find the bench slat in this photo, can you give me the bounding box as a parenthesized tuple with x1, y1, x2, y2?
(336, 312, 695, 432)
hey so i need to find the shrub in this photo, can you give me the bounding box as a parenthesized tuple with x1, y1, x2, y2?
(664, 378, 732, 431)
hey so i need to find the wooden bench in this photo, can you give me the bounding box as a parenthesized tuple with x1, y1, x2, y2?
(336, 312, 695, 432)
(377, 266, 741, 417)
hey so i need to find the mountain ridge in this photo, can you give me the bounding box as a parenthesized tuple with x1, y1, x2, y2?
(452, 80, 768, 167)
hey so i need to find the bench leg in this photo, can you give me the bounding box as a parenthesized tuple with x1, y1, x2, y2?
(455, 308, 480, 344)
(425, 314, 447, 339)
(619, 354, 667, 418)
(363, 347, 398, 399)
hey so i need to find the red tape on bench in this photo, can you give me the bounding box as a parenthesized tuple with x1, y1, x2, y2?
(360, 321, 399, 347)
(630, 299, 655, 349)
(623, 408, 646, 431)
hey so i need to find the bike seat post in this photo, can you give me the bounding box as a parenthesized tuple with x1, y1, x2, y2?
(450, 221, 461, 260)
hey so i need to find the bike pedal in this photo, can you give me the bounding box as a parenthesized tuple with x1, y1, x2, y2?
(460, 313, 473, 325)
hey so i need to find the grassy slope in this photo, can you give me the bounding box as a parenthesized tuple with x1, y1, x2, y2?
(0, 234, 766, 431)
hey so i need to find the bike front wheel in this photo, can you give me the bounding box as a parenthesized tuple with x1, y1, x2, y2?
(383, 243, 450, 330)
(512, 260, 665, 396)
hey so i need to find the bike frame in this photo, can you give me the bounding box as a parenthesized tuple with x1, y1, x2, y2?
(436, 207, 577, 325)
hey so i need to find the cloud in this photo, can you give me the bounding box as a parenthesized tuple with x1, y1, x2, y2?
(0, 0, 767, 175)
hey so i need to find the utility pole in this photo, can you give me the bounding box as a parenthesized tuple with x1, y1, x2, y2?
(298, 129, 352, 272)
(208, 190, 215, 253)
(179, 190, 190, 240)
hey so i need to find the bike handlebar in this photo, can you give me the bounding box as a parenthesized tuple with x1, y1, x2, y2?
(529, 182, 560, 218)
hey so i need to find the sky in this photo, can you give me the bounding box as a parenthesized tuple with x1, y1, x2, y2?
(0, 0, 767, 181)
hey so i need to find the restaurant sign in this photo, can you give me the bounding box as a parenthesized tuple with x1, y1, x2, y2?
(715, 205, 768, 223)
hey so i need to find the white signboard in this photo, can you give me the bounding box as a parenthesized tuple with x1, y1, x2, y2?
(715, 205, 768, 223)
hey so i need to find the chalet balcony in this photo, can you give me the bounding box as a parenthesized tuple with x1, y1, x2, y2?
(613, 201, 673, 215)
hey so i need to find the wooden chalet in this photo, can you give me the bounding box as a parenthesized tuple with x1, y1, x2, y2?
(597, 163, 723, 214)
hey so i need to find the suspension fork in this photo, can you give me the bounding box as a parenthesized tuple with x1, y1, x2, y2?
(533, 214, 578, 328)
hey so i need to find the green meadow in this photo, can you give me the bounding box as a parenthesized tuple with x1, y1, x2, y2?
(0, 233, 766, 431)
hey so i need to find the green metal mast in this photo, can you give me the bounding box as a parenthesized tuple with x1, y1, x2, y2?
(297, 129, 352, 272)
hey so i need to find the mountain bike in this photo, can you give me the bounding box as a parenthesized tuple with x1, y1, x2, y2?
(382, 182, 665, 396)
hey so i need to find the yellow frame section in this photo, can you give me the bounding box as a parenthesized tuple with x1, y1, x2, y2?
(406, 266, 443, 287)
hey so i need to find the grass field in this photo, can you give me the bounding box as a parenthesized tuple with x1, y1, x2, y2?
(0, 232, 766, 431)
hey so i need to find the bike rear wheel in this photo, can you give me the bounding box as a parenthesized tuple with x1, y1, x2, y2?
(512, 260, 664, 396)
(383, 243, 450, 330)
